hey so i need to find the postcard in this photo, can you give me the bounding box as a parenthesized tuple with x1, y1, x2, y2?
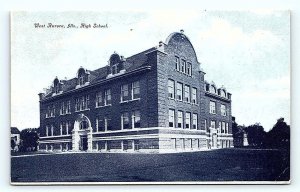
(10, 10, 290, 184)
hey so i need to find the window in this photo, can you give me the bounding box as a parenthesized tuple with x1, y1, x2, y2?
(185, 112, 191, 129)
(169, 109, 175, 128)
(111, 64, 118, 75)
(96, 92, 103, 107)
(186, 62, 192, 76)
(221, 104, 227, 116)
(204, 119, 207, 131)
(121, 84, 129, 102)
(97, 118, 105, 132)
(222, 122, 226, 133)
(192, 113, 198, 129)
(168, 79, 175, 99)
(184, 85, 190, 102)
(121, 112, 130, 129)
(66, 100, 71, 114)
(192, 88, 197, 104)
(80, 121, 88, 130)
(210, 101, 216, 114)
(60, 102, 65, 115)
(177, 111, 183, 128)
(176, 82, 183, 101)
(46, 126, 49, 136)
(47, 104, 55, 118)
(79, 74, 84, 86)
(175, 56, 180, 71)
(211, 121, 216, 129)
(210, 85, 216, 94)
(181, 59, 186, 73)
(105, 89, 111, 105)
(105, 118, 111, 131)
(226, 123, 229, 134)
(132, 110, 141, 128)
(132, 81, 140, 99)
(221, 90, 226, 97)
(51, 125, 54, 136)
(75, 96, 89, 111)
(75, 98, 80, 111)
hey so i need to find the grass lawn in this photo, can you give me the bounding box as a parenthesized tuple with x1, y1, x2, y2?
(11, 148, 290, 183)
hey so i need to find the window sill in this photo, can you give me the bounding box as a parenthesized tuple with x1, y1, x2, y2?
(59, 113, 71, 116)
(45, 116, 55, 119)
(120, 98, 140, 104)
(75, 108, 90, 112)
(96, 104, 112, 109)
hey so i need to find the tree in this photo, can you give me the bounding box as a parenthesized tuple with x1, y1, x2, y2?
(245, 123, 266, 147)
(20, 128, 39, 152)
(265, 118, 290, 148)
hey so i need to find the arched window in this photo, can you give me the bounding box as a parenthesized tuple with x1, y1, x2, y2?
(220, 90, 226, 97)
(210, 85, 216, 94)
(78, 68, 85, 86)
(109, 53, 125, 75)
(80, 120, 89, 130)
(53, 77, 60, 94)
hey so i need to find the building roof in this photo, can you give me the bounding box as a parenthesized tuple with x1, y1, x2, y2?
(43, 47, 156, 99)
(11, 127, 20, 134)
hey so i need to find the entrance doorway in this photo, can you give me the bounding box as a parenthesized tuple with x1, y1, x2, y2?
(212, 133, 217, 148)
(80, 136, 88, 151)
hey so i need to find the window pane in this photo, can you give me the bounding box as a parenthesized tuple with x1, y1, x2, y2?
(169, 109, 175, 128)
(176, 82, 183, 100)
(168, 79, 175, 98)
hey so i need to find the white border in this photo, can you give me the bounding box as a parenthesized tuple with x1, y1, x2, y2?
(2, 0, 299, 192)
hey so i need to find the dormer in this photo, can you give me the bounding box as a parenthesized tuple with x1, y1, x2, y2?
(209, 82, 217, 94)
(52, 77, 63, 96)
(76, 67, 90, 88)
(218, 86, 227, 98)
(107, 52, 126, 78)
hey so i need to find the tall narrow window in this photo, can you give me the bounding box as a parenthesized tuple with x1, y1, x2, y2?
(121, 84, 129, 102)
(192, 88, 197, 104)
(66, 100, 71, 114)
(121, 112, 130, 129)
(132, 81, 140, 99)
(75, 98, 80, 111)
(51, 125, 54, 136)
(177, 111, 183, 128)
(132, 110, 141, 128)
(221, 104, 227, 116)
(96, 92, 103, 107)
(105, 89, 111, 105)
(184, 85, 190, 102)
(105, 118, 111, 131)
(176, 82, 183, 101)
(192, 113, 198, 129)
(185, 112, 191, 129)
(169, 109, 175, 128)
(46, 126, 49, 136)
(60, 102, 65, 115)
(187, 62, 192, 76)
(98, 119, 105, 132)
(204, 119, 207, 131)
(175, 56, 180, 71)
(211, 121, 216, 129)
(210, 101, 216, 114)
(168, 79, 175, 99)
(222, 122, 226, 133)
(226, 123, 229, 134)
(79, 74, 84, 86)
(181, 59, 186, 73)
(60, 122, 63, 135)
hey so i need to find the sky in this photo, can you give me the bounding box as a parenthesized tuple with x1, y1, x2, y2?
(10, 10, 290, 131)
